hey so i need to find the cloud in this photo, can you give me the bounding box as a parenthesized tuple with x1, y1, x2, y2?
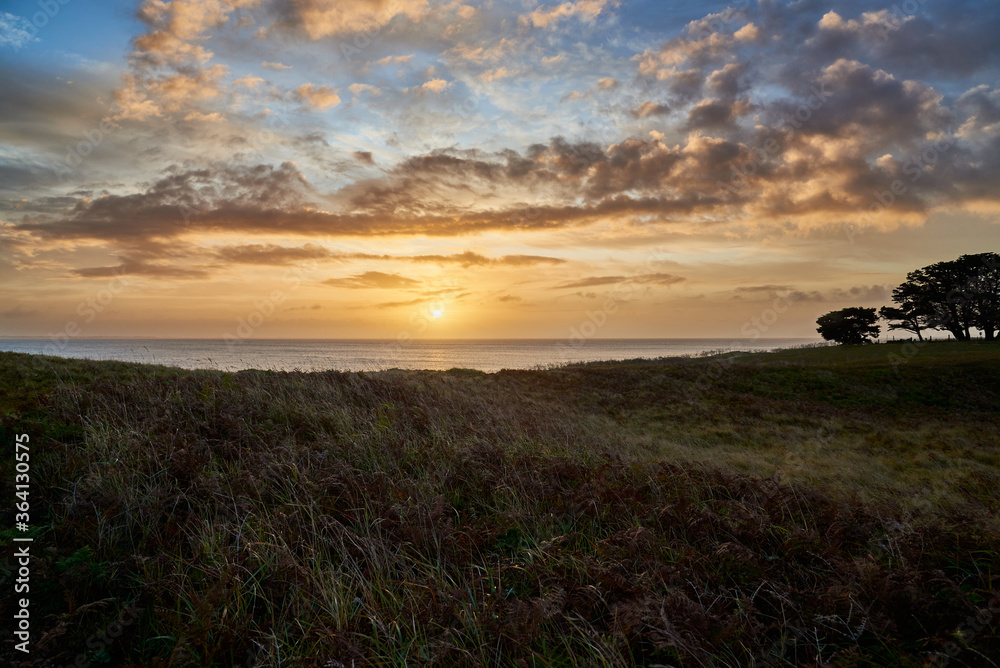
(419, 78, 452, 94)
(5, 0, 1000, 341)
(0, 139, 705, 243)
(71, 262, 210, 279)
(0, 13, 38, 49)
(374, 297, 427, 308)
(233, 75, 265, 88)
(17, 169, 707, 242)
(785, 291, 825, 302)
(733, 284, 889, 303)
(706, 63, 747, 97)
(15, 82, 1000, 252)
(215, 243, 334, 265)
(634, 101, 670, 118)
(830, 285, 890, 302)
(615, 0, 1000, 226)
(446, 39, 517, 64)
(295, 83, 341, 110)
(733, 22, 759, 42)
(498, 294, 522, 302)
(520, 0, 615, 29)
(810, 8, 1000, 78)
(554, 273, 685, 289)
(184, 111, 225, 122)
(324, 271, 421, 289)
(349, 83, 381, 97)
(154, 65, 229, 108)
(261, 61, 292, 70)
(374, 54, 413, 66)
(227, 249, 563, 267)
(130, 0, 255, 68)
(685, 98, 749, 130)
(0, 305, 37, 319)
(374, 289, 471, 309)
(735, 285, 793, 294)
(112, 74, 163, 121)
(636, 29, 736, 82)
(403, 251, 565, 267)
(278, 0, 430, 40)
(733, 285, 823, 302)
(16, 163, 314, 242)
(792, 58, 949, 145)
(112, 61, 230, 121)
(109, 0, 266, 122)
(481, 67, 518, 82)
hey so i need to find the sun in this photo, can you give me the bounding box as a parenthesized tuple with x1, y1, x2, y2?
(432, 309, 443, 318)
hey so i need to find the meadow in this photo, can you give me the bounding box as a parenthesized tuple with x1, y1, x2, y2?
(1, 341, 998, 666)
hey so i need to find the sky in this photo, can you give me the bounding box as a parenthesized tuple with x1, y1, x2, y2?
(0, 0, 998, 341)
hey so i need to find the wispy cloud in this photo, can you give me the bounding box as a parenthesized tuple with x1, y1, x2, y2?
(295, 83, 340, 110)
(324, 272, 422, 289)
(520, 0, 616, 29)
(555, 273, 685, 289)
(0, 13, 37, 49)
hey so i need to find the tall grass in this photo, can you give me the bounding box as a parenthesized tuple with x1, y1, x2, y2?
(0, 342, 998, 666)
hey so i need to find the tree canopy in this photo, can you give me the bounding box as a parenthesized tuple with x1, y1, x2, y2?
(881, 252, 1000, 341)
(816, 307, 881, 345)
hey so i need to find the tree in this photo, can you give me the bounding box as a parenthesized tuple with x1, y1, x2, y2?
(879, 305, 926, 341)
(880, 277, 938, 341)
(888, 252, 1000, 341)
(903, 261, 973, 340)
(816, 307, 881, 345)
(963, 253, 1000, 341)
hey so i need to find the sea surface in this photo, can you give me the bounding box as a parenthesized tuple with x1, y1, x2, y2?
(0, 338, 822, 373)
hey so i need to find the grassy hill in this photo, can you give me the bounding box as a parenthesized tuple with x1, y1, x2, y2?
(1, 341, 998, 666)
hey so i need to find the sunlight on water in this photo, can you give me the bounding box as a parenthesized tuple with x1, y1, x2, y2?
(0, 338, 821, 373)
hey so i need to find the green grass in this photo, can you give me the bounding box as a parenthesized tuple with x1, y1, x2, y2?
(1, 341, 998, 666)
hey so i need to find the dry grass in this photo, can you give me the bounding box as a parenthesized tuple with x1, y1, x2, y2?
(0, 341, 998, 666)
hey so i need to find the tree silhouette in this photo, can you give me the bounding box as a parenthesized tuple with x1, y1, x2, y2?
(878, 304, 927, 341)
(816, 307, 881, 345)
(885, 253, 1000, 341)
(964, 253, 1000, 341)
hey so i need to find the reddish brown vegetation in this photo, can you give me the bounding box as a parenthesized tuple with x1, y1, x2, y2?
(0, 350, 998, 666)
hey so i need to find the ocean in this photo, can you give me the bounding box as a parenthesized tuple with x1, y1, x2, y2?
(0, 338, 823, 373)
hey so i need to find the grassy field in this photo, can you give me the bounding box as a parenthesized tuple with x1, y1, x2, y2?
(1, 341, 998, 666)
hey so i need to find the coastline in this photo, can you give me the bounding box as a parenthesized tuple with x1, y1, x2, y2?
(0, 337, 824, 373)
